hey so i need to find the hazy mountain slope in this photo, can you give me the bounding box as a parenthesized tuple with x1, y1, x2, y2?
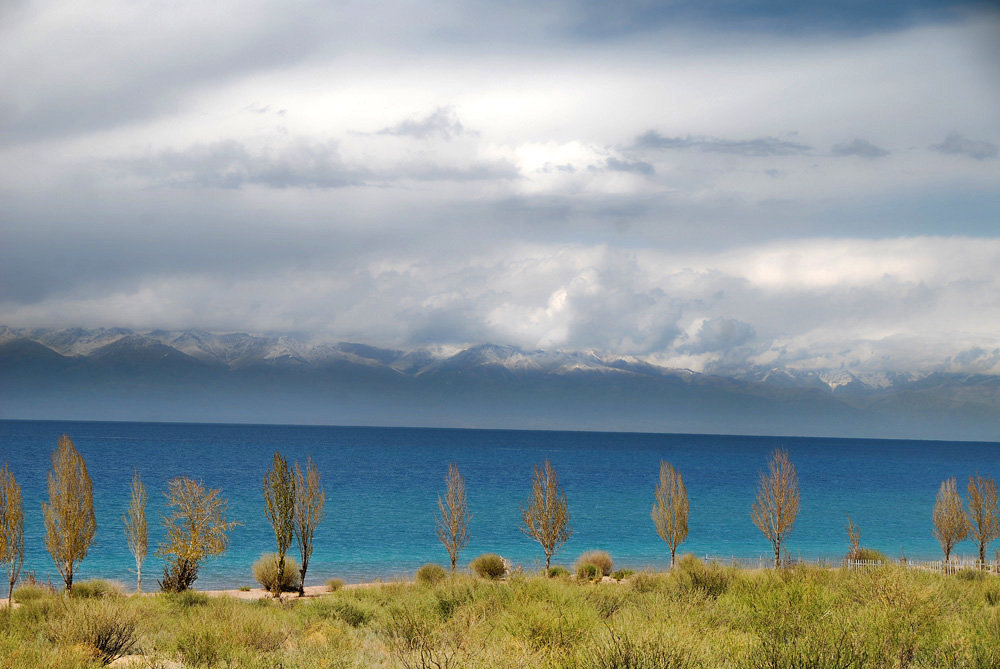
(1, 327, 998, 440)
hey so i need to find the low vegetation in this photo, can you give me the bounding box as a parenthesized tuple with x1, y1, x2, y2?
(4, 560, 1000, 667)
(470, 553, 506, 580)
(415, 563, 448, 585)
(252, 553, 302, 594)
(575, 550, 613, 576)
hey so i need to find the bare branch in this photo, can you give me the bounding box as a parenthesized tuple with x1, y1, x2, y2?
(436, 464, 471, 573)
(651, 460, 688, 568)
(751, 449, 800, 568)
(520, 460, 571, 571)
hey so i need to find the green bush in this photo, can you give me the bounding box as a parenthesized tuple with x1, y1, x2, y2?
(548, 565, 571, 578)
(55, 599, 139, 665)
(330, 600, 375, 627)
(612, 569, 635, 581)
(326, 578, 345, 592)
(576, 550, 613, 576)
(68, 579, 123, 599)
(159, 559, 199, 593)
(252, 553, 302, 594)
(674, 555, 733, 597)
(853, 548, 889, 563)
(470, 553, 507, 580)
(171, 590, 209, 608)
(416, 563, 448, 586)
(957, 568, 988, 581)
(576, 562, 601, 581)
(238, 585, 251, 592)
(12, 582, 57, 603)
(628, 571, 670, 593)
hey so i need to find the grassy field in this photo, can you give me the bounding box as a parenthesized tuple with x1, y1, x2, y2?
(3, 556, 1000, 668)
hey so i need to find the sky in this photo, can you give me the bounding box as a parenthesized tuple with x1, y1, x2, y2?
(1, 0, 999, 377)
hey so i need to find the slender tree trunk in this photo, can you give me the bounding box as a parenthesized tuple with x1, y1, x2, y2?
(7, 580, 13, 608)
(773, 542, 781, 569)
(545, 554, 551, 571)
(66, 569, 73, 592)
(298, 560, 307, 597)
(451, 556, 456, 574)
(980, 544, 986, 567)
(136, 558, 142, 594)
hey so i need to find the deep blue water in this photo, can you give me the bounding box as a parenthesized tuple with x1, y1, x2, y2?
(0, 420, 997, 590)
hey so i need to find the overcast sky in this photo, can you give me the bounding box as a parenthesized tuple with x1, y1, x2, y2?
(2, 0, 999, 375)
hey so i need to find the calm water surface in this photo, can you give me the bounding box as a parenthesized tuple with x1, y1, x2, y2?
(1, 420, 997, 589)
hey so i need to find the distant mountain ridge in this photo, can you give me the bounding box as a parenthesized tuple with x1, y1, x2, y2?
(1, 326, 998, 441)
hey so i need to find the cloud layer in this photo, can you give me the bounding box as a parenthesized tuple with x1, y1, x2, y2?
(1, 1, 999, 378)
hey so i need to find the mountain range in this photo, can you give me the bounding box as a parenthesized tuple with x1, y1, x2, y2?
(2, 326, 998, 441)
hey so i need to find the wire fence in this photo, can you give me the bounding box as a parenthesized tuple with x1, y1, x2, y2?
(698, 554, 1000, 575)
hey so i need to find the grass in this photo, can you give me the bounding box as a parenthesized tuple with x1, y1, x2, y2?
(3, 560, 1000, 667)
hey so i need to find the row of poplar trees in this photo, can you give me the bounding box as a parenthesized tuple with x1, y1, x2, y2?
(432, 449, 799, 572)
(0, 436, 328, 605)
(435, 450, 999, 571)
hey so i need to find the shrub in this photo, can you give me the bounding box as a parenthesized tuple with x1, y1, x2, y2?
(471, 553, 507, 580)
(674, 554, 733, 597)
(68, 579, 122, 599)
(171, 590, 209, 608)
(548, 565, 570, 578)
(159, 559, 198, 593)
(416, 563, 448, 586)
(612, 569, 635, 581)
(326, 578, 345, 592)
(576, 562, 601, 581)
(576, 550, 613, 576)
(55, 600, 139, 665)
(330, 600, 374, 627)
(957, 568, 988, 582)
(628, 571, 670, 593)
(238, 585, 251, 592)
(12, 582, 57, 603)
(252, 553, 302, 594)
(854, 548, 889, 564)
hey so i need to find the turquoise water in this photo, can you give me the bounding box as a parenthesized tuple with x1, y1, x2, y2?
(0, 420, 997, 589)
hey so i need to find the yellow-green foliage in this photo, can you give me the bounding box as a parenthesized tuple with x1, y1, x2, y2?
(470, 553, 506, 580)
(2, 565, 1000, 667)
(252, 552, 302, 593)
(575, 550, 613, 576)
(416, 563, 448, 585)
(68, 579, 123, 599)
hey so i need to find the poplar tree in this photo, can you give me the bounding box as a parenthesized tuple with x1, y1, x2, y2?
(520, 460, 571, 571)
(967, 474, 999, 566)
(263, 451, 295, 597)
(293, 457, 325, 597)
(751, 449, 800, 568)
(157, 476, 238, 592)
(0, 463, 24, 607)
(436, 463, 471, 573)
(123, 468, 148, 592)
(42, 435, 96, 591)
(651, 460, 688, 568)
(933, 477, 969, 564)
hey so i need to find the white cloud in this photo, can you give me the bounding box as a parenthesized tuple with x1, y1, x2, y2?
(1, 2, 998, 380)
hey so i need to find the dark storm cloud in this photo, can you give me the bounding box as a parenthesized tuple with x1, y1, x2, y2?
(832, 138, 890, 158)
(931, 133, 998, 160)
(377, 107, 469, 140)
(634, 131, 811, 156)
